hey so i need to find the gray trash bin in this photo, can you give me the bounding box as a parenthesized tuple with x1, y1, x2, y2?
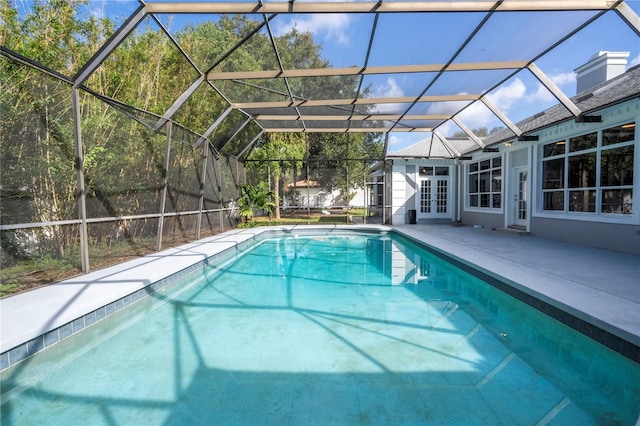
(408, 209, 417, 224)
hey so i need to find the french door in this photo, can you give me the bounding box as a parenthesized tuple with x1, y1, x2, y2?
(417, 177, 449, 220)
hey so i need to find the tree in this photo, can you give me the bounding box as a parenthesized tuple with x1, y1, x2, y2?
(306, 132, 384, 206)
(238, 182, 276, 222)
(247, 133, 307, 219)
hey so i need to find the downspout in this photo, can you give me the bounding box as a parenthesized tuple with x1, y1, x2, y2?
(456, 161, 462, 224)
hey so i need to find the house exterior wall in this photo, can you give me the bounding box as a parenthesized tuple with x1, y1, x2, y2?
(390, 160, 456, 225)
(283, 187, 368, 209)
(389, 97, 639, 255)
(530, 217, 640, 255)
(391, 163, 408, 224)
(525, 101, 640, 255)
(459, 210, 505, 230)
(456, 99, 640, 255)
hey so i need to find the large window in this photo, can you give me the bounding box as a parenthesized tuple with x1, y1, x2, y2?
(467, 157, 501, 209)
(541, 122, 635, 216)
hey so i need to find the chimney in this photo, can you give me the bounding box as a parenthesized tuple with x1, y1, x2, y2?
(574, 51, 629, 93)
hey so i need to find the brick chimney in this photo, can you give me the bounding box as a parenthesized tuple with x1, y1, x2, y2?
(574, 51, 629, 94)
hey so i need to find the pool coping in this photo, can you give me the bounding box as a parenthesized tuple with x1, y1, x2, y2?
(1, 224, 639, 371)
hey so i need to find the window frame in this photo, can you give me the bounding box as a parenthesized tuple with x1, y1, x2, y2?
(465, 155, 503, 213)
(538, 121, 636, 222)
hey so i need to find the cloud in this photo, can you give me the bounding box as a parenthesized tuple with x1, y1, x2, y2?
(629, 53, 640, 68)
(274, 14, 351, 44)
(457, 99, 494, 129)
(486, 78, 527, 111)
(371, 77, 405, 114)
(551, 71, 576, 86)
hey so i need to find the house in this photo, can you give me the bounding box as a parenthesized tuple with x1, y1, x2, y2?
(282, 179, 367, 209)
(383, 52, 639, 255)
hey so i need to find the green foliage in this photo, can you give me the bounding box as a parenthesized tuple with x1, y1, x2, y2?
(0, 2, 386, 291)
(237, 182, 276, 222)
(0, 283, 20, 298)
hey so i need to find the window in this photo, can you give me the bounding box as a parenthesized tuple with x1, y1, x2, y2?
(541, 123, 635, 216)
(419, 166, 449, 176)
(468, 157, 501, 209)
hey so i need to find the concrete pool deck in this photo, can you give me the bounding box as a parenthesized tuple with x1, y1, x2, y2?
(394, 224, 640, 352)
(1, 223, 639, 369)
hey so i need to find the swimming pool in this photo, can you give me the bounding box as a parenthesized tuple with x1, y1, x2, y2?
(1, 231, 639, 424)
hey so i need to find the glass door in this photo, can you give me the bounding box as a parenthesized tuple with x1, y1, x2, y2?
(512, 166, 528, 227)
(417, 177, 449, 220)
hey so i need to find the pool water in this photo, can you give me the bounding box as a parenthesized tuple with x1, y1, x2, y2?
(2, 233, 639, 425)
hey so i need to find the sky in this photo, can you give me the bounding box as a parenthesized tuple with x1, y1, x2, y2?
(265, 1, 640, 151)
(14, 0, 640, 153)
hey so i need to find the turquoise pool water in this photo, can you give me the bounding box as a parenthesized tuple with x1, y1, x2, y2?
(1, 233, 639, 425)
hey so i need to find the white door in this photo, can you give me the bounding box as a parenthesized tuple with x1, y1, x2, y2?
(417, 177, 449, 220)
(512, 166, 528, 227)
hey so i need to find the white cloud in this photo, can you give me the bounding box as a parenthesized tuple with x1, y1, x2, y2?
(486, 78, 527, 111)
(372, 77, 405, 114)
(520, 71, 577, 104)
(551, 71, 576, 87)
(629, 53, 640, 68)
(274, 14, 351, 44)
(457, 100, 494, 130)
(527, 83, 556, 104)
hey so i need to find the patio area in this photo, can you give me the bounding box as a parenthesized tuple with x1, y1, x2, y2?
(395, 223, 640, 357)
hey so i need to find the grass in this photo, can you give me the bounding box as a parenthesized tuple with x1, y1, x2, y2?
(0, 283, 20, 298)
(241, 208, 373, 227)
(1, 210, 375, 297)
(0, 255, 80, 297)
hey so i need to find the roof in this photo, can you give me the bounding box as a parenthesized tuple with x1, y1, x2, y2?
(480, 63, 640, 148)
(285, 180, 321, 189)
(2, 1, 638, 160)
(388, 136, 476, 159)
(388, 63, 640, 158)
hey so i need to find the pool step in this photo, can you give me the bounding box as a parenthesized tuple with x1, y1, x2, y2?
(495, 225, 529, 236)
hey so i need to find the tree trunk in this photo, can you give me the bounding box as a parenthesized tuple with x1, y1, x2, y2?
(274, 173, 281, 219)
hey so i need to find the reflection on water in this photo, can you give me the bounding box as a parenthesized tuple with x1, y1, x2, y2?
(1, 233, 638, 425)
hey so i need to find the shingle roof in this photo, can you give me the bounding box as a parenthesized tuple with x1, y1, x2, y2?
(391, 64, 640, 159)
(480, 64, 640, 148)
(388, 136, 477, 159)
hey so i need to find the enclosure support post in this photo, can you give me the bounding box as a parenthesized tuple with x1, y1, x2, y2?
(363, 170, 367, 224)
(217, 156, 224, 232)
(197, 142, 209, 239)
(306, 163, 311, 225)
(157, 121, 172, 251)
(72, 88, 90, 273)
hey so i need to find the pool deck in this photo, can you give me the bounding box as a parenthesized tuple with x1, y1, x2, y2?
(394, 224, 640, 352)
(1, 223, 639, 368)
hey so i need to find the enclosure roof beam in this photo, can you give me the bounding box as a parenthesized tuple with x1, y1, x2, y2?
(232, 94, 479, 109)
(255, 114, 451, 121)
(144, 1, 617, 14)
(480, 97, 522, 137)
(527, 62, 582, 117)
(207, 61, 528, 81)
(73, 5, 147, 87)
(155, 76, 205, 131)
(217, 117, 253, 152)
(195, 106, 234, 147)
(432, 129, 461, 157)
(616, 1, 640, 36)
(265, 127, 433, 132)
(236, 130, 265, 160)
(451, 116, 486, 149)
